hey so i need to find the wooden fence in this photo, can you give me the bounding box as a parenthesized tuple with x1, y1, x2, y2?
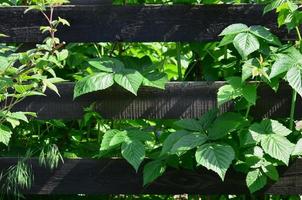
(0, 4, 299, 43)
(1, 2, 302, 195)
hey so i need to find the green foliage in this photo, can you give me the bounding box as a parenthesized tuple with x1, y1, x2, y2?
(0, 1, 69, 197)
(247, 119, 294, 165)
(39, 144, 63, 170)
(207, 112, 245, 140)
(220, 24, 281, 59)
(143, 160, 166, 186)
(261, 134, 294, 165)
(74, 56, 168, 98)
(246, 168, 267, 193)
(2, 0, 302, 197)
(217, 77, 257, 106)
(121, 140, 145, 172)
(233, 32, 260, 58)
(170, 132, 207, 155)
(195, 143, 235, 180)
(0, 125, 12, 145)
(269, 47, 302, 98)
(74, 72, 115, 97)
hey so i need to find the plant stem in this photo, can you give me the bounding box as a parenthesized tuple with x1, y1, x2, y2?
(97, 121, 101, 144)
(290, 90, 297, 130)
(296, 26, 302, 42)
(245, 104, 251, 119)
(176, 42, 182, 81)
(94, 43, 102, 58)
(289, 26, 302, 130)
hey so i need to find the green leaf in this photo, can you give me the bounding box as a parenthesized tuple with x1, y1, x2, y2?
(3, 112, 31, 129)
(199, 109, 218, 130)
(0, 56, 9, 73)
(246, 169, 267, 193)
(261, 134, 294, 165)
(109, 130, 128, 146)
(242, 58, 259, 82)
(233, 32, 260, 58)
(120, 55, 152, 71)
(249, 26, 281, 46)
(143, 160, 166, 186)
(195, 143, 235, 180)
(241, 129, 259, 146)
(219, 34, 236, 47)
(42, 78, 65, 96)
(88, 57, 124, 73)
(121, 140, 145, 172)
(100, 129, 123, 151)
(114, 69, 143, 95)
(49, 0, 69, 5)
(7, 112, 29, 122)
(242, 84, 257, 105)
(251, 119, 292, 137)
(217, 85, 240, 106)
(160, 130, 189, 156)
(263, 0, 286, 14)
(24, 4, 46, 13)
(6, 117, 20, 128)
(99, 129, 129, 156)
(126, 130, 154, 142)
(58, 17, 70, 26)
(292, 138, 302, 156)
(174, 119, 203, 131)
(0, 33, 9, 38)
(74, 73, 114, 99)
(142, 72, 168, 89)
(171, 132, 207, 155)
(269, 54, 292, 79)
(0, 77, 13, 92)
(253, 146, 265, 158)
(286, 67, 302, 97)
(246, 119, 292, 147)
(0, 125, 12, 146)
(208, 113, 245, 140)
(264, 119, 292, 136)
(262, 164, 279, 181)
(227, 76, 242, 88)
(57, 49, 69, 61)
(14, 84, 34, 94)
(219, 23, 249, 36)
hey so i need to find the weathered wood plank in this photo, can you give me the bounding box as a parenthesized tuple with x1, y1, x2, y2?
(11, 82, 302, 120)
(0, 4, 298, 43)
(0, 158, 301, 195)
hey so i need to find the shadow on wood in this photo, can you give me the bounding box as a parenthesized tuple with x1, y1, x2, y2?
(10, 82, 302, 120)
(0, 158, 301, 195)
(0, 4, 297, 43)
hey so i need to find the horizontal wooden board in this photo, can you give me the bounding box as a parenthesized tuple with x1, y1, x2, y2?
(0, 4, 298, 43)
(11, 82, 302, 120)
(0, 158, 301, 195)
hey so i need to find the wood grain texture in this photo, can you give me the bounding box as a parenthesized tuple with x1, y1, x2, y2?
(0, 4, 297, 43)
(0, 158, 301, 195)
(11, 82, 302, 120)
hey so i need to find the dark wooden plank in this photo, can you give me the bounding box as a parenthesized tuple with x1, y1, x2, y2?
(10, 82, 302, 120)
(0, 4, 298, 43)
(0, 158, 301, 195)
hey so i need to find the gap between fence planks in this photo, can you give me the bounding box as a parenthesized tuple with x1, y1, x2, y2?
(0, 4, 298, 43)
(0, 158, 301, 195)
(10, 82, 302, 120)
